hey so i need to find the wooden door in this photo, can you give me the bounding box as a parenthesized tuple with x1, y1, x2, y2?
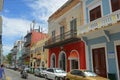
(92, 47, 107, 78)
(117, 45, 120, 75)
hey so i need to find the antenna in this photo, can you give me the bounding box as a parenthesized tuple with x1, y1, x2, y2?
(39, 26, 41, 32)
(32, 20, 36, 30)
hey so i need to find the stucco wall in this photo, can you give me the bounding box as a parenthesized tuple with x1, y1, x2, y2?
(87, 32, 120, 74)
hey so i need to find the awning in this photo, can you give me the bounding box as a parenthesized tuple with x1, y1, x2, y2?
(68, 51, 78, 60)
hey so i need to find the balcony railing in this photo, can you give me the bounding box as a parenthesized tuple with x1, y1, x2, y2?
(78, 10, 120, 35)
(45, 30, 80, 48)
(22, 47, 30, 56)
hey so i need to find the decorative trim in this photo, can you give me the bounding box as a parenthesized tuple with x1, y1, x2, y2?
(69, 50, 80, 70)
(108, 0, 112, 13)
(87, 0, 103, 22)
(50, 53, 56, 68)
(90, 43, 109, 77)
(114, 40, 120, 80)
(58, 51, 67, 71)
(103, 30, 110, 42)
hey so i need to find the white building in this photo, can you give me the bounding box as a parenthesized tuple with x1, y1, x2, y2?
(0, 0, 3, 64)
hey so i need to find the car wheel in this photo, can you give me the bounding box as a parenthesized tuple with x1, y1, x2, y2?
(65, 78, 70, 80)
(55, 76, 60, 80)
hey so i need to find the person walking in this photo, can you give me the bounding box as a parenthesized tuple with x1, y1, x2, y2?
(0, 64, 5, 80)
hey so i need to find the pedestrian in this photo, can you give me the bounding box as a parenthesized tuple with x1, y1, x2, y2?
(0, 64, 5, 80)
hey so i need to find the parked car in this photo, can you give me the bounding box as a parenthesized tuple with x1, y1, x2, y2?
(34, 67, 47, 77)
(44, 68, 66, 80)
(65, 69, 109, 80)
(24, 67, 30, 73)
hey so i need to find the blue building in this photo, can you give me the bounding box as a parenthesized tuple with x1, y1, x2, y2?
(78, 0, 120, 80)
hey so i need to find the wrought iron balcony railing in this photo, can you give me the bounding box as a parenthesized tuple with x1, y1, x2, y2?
(78, 9, 120, 35)
(45, 30, 80, 48)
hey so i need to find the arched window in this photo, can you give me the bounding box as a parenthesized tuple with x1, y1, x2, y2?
(50, 53, 56, 68)
(59, 51, 66, 71)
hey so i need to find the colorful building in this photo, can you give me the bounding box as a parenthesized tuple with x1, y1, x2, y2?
(45, 0, 86, 72)
(30, 31, 48, 72)
(22, 26, 45, 66)
(77, 0, 120, 79)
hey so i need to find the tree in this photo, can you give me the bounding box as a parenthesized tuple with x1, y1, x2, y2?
(6, 53, 12, 65)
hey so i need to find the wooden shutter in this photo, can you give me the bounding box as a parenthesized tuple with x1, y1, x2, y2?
(90, 6, 101, 21)
(111, 0, 120, 12)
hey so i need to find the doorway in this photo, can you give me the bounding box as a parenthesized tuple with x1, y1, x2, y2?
(92, 47, 107, 78)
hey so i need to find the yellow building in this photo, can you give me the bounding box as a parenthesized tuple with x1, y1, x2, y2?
(30, 33, 48, 72)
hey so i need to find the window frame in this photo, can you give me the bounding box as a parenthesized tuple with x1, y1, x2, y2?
(87, 0, 103, 22)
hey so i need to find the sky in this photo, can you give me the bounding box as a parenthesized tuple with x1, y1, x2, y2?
(1, 0, 68, 56)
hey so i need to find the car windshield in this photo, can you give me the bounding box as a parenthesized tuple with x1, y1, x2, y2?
(84, 71, 97, 77)
(54, 69, 65, 73)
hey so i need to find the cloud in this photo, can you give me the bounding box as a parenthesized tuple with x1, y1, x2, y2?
(2, 44, 12, 56)
(2, 0, 68, 55)
(25, 0, 68, 22)
(2, 16, 31, 37)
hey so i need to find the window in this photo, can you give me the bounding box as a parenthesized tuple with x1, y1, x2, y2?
(111, 0, 120, 12)
(71, 60, 78, 69)
(71, 70, 84, 76)
(42, 46, 44, 52)
(60, 26, 64, 40)
(52, 30, 55, 42)
(47, 69, 54, 73)
(70, 19, 77, 31)
(90, 6, 101, 21)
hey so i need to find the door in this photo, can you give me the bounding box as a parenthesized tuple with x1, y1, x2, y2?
(59, 53, 66, 71)
(117, 45, 120, 76)
(71, 60, 78, 69)
(92, 47, 107, 78)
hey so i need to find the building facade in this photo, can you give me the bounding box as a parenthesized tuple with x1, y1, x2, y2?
(22, 27, 42, 66)
(11, 42, 18, 67)
(0, 0, 3, 65)
(30, 32, 48, 72)
(16, 40, 24, 66)
(77, 0, 120, 79)
(45, 0, 86, 72)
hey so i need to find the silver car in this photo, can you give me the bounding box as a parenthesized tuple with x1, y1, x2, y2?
(44, 68, 66, 80)
(34, 67, 46, 77)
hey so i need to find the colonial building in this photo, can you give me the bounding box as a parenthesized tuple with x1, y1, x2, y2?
(22, 26, 45, 66)
(16, 40, 24, 66)
(30, 32, 48, 72)
(30, 36, 48, 71)
(11, 42, 18, 67)
(0, 0, 3, 64)
(77, 0, 120, 79)
(45, 0, 86, 72)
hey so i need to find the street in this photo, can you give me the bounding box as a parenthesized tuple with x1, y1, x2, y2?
(5, 68, 45, 80)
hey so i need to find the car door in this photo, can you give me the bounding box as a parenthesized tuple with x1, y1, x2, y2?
(49, 69, 55, 79)
(46, 69, 54, 79)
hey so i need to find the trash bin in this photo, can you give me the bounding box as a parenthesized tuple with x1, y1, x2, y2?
(108, 73, 116, 80)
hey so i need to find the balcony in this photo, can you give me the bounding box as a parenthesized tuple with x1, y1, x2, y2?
(45, 30, 80, 48)
(22, 47, 30, 58)
(24, 41, 31, 47)
(78, 10, 120, 35)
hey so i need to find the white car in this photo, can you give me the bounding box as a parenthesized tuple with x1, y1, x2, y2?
(44, 68, 66, 80)
(34, 67, 47, 77)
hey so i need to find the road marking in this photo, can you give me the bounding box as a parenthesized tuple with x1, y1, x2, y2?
(6, 76, 11, 80)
